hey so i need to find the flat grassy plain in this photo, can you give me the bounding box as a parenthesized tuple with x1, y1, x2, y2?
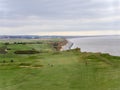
(0, 39, 120, 90)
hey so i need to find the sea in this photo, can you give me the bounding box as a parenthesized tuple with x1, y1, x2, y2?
(65, 35, 120, 56)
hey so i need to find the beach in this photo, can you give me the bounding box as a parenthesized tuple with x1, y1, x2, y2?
(61, 41, 73, 51)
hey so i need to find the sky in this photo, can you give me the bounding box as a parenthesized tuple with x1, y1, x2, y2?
(0, 0, 120, 36)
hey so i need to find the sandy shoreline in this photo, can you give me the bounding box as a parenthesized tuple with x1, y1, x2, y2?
(61, 40, 73, 51)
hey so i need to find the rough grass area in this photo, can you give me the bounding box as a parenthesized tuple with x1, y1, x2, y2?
(0, 39, 120, 90)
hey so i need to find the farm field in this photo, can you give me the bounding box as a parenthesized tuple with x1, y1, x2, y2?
(0, 39, 120, 90)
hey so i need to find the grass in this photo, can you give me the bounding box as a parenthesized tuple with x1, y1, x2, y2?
(0, 39, 120, 90)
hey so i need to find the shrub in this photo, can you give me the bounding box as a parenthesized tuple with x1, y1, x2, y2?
(14, 50, 40, 54)
(19, 62, 31, 66)
(32, 64, 43, 67)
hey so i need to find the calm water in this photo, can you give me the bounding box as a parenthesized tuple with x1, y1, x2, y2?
(67, 36, 120, 56)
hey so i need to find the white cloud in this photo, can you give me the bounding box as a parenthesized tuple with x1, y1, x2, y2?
(0, 0, 9, 12)
(33, 30, 120, 36)
(0, 0, 120, 35)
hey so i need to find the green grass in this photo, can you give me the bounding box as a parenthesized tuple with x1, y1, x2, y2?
(0, 39, 120, 90)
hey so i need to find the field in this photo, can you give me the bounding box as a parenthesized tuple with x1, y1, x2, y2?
(0, 39, 120, 90)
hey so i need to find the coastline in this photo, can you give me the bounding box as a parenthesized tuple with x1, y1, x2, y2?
(62, 37, 120, 56)
(61, 40, 73, 51)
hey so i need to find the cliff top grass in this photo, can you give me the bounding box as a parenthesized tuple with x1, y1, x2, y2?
(0, 39, 120, 90)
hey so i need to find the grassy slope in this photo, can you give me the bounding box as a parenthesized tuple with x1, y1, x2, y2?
(0, 39, 120, 90)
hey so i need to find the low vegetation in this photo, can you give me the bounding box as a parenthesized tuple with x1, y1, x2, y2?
(0, 39, 120, 90)
(14, 50, 40, 54)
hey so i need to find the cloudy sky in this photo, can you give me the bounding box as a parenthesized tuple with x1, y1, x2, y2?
(0, 0, 120, 35)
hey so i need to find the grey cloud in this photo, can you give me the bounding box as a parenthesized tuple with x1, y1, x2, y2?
(0, 0, 120, 35)
(3, 0, 119, 19)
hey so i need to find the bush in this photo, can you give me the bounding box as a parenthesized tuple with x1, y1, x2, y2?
(32, 64, 43, 67)
(19, 63, 31, 66)
(14, 50, 40, 54)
